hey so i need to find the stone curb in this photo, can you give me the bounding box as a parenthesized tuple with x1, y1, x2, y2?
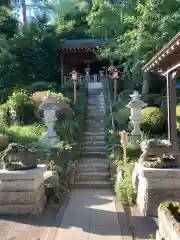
(44, 192, 71, 240)
(115, 200, 134, 240)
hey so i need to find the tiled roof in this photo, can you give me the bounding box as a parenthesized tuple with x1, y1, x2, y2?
(63, 39, 108, 48)
(88, 0, 121, 4)
(110, 0, 121, 3)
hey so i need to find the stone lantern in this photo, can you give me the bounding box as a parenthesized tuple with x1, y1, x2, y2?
(126, 91, 147, 137)
(99, 70, 104, 77)
(39, 92, 59, 143)
(84, 67, 90, 76)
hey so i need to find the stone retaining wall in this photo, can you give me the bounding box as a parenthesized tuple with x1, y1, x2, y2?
(133, 163, 180, 217)
(0, 165, 47, 215)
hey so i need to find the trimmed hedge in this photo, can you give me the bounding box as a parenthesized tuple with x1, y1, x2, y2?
(140, 107, 166, 134)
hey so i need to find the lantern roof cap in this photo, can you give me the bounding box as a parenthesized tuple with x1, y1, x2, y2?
(126, 91, 147, 108)
(70, 70, 79, 74)
(39, 92, 59, 110)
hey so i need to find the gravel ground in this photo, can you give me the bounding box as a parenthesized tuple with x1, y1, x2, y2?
(0, 203, 59, 240)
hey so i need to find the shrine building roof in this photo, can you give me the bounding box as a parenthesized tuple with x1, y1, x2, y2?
(62, 38, 108, 50)
(142, 32, 180, 74)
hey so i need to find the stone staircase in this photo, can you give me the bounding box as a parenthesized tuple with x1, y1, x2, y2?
(75, 84, 111, 189)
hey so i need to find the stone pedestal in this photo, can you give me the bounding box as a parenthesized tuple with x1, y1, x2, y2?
(156, 205, 180, 240)
(133, 163, 180, 217)
(0, 165, 46, 215)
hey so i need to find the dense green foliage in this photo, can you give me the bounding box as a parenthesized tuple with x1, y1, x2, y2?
(141, 107, 166, 134)
(0, 0, 179, 91)
(87, 0, 180, 91)
(0, 0, 90, 89)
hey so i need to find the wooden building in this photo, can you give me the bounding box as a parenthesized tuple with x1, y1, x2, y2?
(142, 32, 180, 142)
(57, 39, 109, 83)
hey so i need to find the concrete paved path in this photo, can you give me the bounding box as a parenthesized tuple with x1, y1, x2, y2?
(53, 189, 132, 240)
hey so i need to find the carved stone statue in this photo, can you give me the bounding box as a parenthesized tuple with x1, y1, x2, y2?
(1, 143, 39, 171)
(139, 139, 180, 168)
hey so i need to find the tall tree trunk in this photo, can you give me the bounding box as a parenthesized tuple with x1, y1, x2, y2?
(21, 0, 27, 24)
(142, 72, 150, 95)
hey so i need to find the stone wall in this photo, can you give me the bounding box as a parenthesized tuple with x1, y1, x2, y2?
(156, 206, 180, 240)
(133, 163, 180, 217)
(0, 165, 47, 215)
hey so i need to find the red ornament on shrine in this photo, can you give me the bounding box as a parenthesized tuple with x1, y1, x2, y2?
(70, 70, 79, 81)
(111, 68, 120, 79)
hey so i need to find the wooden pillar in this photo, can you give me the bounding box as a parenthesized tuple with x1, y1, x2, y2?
(61, 54, 64, 85)
(167, 72, 177, 142)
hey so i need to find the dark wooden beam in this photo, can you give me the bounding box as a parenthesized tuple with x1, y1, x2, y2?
(167, 72, 177, 142)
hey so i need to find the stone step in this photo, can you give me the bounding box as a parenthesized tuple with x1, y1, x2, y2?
(82, 146, 107, 152)
(76, 163, 109, 172)
(75, 181, 111, 189)
(88, 92, 105, 95)
(87, 103, 105, 107)
(86, 125, 105, 129)
(85, 122, 104, 126)
(82, 141, 106, 146)
(86, 128, 105, 133)
(86, 117, 105, 121)
(81, 152, 107, 158)
(80, 157, 109, 163)
(84, 136, 106, 141)
(85, 119, 104, 124)
(87, 108, 104, 110)
(87, 105, 105, 109)
(88, 101, 105, 104)
(87, 112, 105, 116)
(85, 124, 105, 128)
(75, 172, 109, 181)
(87, 107, 104, 110)
(86, 112, 105, 116)
(88, 95, 105, 97)
(87, 110, 104, 113)
(85, 125, 105, 130)
(85, 116, 105, 121)
(84, 131, 106, 135)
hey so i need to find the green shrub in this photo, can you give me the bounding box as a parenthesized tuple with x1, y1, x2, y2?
(141, 107, 166, 134)
(114, 108, 130, 126)
(69, 92, 86, 115)
(55, 117, 82, 142)
(107, 129, 122, 162)
(112, 101, 125, 112)
(115, 162, 136, 205)
(118, 89, 133, 104)
(0, 103, 10, 125)
(176, 105, 180, 130)
(126, 141, 141, 159)
(61, 81, 80, 93)
(154, 96, 167, 106)
(0, 89, 10, 104)
(142, 94, 161, 106)
(8, 88, 37, 124)
(0, 124, 46, 146)
(27, 81, 61, 93)
(105, 114, 114, 129)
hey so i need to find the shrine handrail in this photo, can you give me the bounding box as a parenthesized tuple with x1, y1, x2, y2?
(106, 77, 115, 130)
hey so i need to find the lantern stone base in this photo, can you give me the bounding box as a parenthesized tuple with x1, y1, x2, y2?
(39, 134, 59, 147)
(0, 166, 46, 215)
(132, 163, 180, 217)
